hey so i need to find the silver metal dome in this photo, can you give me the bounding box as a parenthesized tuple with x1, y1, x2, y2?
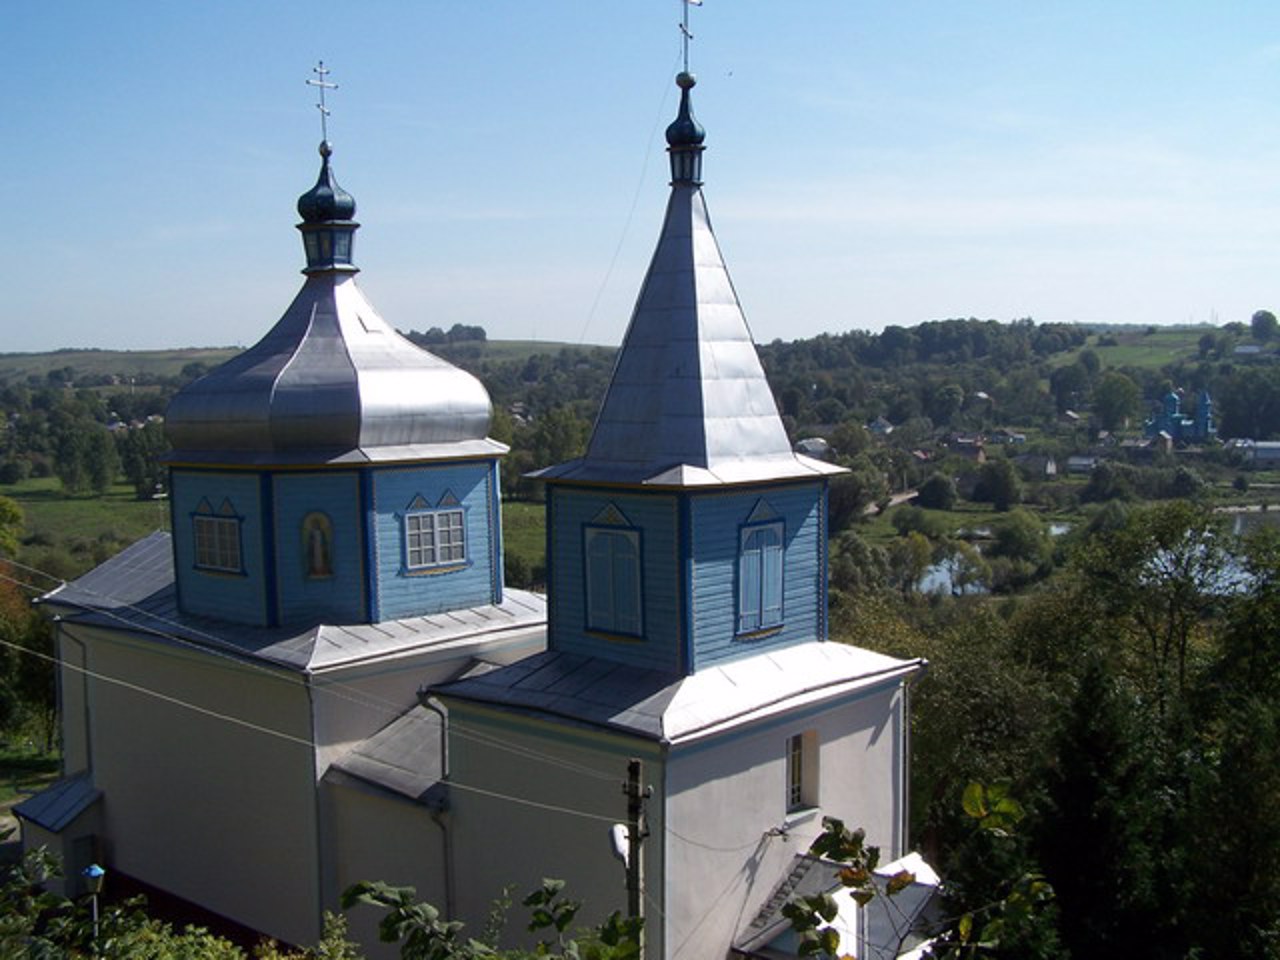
(165, 275, 501, 464)
(166, 141, 502, 466)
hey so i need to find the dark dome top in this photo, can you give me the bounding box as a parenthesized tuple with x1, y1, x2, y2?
(665, 72, 706, 147)
(297, 141, 357, 223)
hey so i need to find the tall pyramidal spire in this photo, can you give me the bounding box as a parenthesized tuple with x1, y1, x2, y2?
(537, 72, 842, 486)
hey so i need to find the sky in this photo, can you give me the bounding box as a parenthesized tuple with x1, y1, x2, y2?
(7, 2, 1280, 353)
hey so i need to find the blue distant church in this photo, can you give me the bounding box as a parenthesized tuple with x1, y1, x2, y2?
(1144, 387, 1216, 442)
(20, 65, 924, 960)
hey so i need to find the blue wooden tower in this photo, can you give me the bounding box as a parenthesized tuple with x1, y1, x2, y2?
(164, 139, 509, 628)
(532, 72, 845, 674)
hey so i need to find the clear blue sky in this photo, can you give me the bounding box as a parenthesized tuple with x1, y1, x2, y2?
(7, 2, 1280, 352)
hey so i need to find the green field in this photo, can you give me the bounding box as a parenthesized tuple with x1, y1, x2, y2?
(7, 478, 168, 546)
(0, 348, 242, 384)
(1046, 326, 1211, 372)
(501, 500, 546, 570)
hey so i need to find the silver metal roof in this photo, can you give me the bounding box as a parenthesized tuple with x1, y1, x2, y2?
(434, 642, 921, 745)
(534, 81, 844, 488)
(166, 276, 502, 464)
(165, 143, 501, 466)
(39, 532, 546, 673)
(327, 705, 444, 803)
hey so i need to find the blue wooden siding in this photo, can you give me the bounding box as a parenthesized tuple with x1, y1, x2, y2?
(687, 482, 824, 669)
(272, 472, 365, 625)
(371, 461, 497, 619)
(170, 470, 269, 625)
(547, 487, 682, 673)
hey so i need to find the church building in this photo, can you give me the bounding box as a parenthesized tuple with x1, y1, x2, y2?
(19, 65, 924, 960)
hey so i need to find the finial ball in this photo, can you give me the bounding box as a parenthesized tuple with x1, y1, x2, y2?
(319, 140, 333, 158)
(676, 71, 697, 90)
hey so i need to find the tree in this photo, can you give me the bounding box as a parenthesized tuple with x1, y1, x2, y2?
(1251, 309, 1277, 342)
(1048, 363, 1089, 414)
(116, 421, 169, 499)
(929, 384, 965, 426)
(1071, 500, 1228, 702)
(784, 790, 1058, 960)
(887, 532, 933, 598)
(0, 497, 21, 557)
(1092, 371, 1141, 432)
(916, 473, 957, 511)
(342, 878, 641, 960)
(972, 460, 1022, 512)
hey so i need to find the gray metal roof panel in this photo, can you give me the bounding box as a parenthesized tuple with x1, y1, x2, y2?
(165, 273, 497, 461)
(435, 644, 921, 743)
(329, 705, 443, 801)
(533, 185, 837, 489)
(14, 773, 101, 832)
(41, 533, 546, 674)
(530, 82, 849, 489)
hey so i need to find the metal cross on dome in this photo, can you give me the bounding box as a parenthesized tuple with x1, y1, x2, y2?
(307, 61, 338, 142)
(680, 0, 702, 74)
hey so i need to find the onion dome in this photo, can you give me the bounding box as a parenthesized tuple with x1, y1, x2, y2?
(296, 141, 359, 273)
(666, 72, 706, 184)
(165, 144, 503, 466)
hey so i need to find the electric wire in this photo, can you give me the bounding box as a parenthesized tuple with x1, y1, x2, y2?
(575, 51, 682, 346)
(1, 565, 617, 785)
(1, 557, 795, 854)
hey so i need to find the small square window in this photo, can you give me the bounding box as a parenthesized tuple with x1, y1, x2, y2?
(405, 508, 466, 570)
(193, 515, 242, 573)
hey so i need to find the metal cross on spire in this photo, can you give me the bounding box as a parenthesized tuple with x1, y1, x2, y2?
(307, 61, 338, 143)
(680, 0, 702, 74)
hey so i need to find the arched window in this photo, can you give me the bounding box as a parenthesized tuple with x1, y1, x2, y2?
(585, 527, 642, 637)
(302, 512, 333, 578)
(738, 522, 783, 634)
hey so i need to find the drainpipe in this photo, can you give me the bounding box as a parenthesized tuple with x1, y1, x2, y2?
(419, 692, 455, 919)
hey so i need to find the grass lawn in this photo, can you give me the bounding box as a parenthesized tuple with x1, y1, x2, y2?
(5, 478, 169, 547)
(502, 500, 546, 575)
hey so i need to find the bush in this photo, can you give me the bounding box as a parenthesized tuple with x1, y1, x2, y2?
(916, 473, 958, 511)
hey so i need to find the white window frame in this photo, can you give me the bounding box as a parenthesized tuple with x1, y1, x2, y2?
(584, 526, 643, 637)
(405, 508, 466, 571)
(739, 520, 784, 634)
(193, 515, 242, 574)
(786, 731, 819, 813)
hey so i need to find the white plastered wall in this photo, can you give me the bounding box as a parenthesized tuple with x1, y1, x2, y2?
(662, 682, 906, 960)
(442, 702, 658, 956)
(63, 621, 322, 946)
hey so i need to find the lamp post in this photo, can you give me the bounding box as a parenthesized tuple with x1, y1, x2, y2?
(82, 864, 104, 954)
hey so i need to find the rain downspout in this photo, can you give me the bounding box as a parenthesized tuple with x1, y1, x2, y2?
(419, 692, 455, 919)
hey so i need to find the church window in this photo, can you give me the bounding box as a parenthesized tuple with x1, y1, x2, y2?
(192, 499, 243, 574)
(738, 521, 784, 634)
(584, 526, 642, 637)
(786, 730, 819, 813)
(405, 508, 466, 570)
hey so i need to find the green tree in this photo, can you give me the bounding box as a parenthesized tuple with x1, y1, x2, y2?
(916, 473, 957, 511)
(116, 421, 169, 500)
(972, 459, 1022, 512)
(1251, 309, 1277, 342)
(1092, 371, 1141, 432)
(0, 497, 21, 557)
(887, 532, 933, 598)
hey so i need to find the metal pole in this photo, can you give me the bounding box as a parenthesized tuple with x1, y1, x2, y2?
(623, 757, 652, 956)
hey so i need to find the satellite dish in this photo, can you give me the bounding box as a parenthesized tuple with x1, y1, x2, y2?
(609, 824, 630, 867)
